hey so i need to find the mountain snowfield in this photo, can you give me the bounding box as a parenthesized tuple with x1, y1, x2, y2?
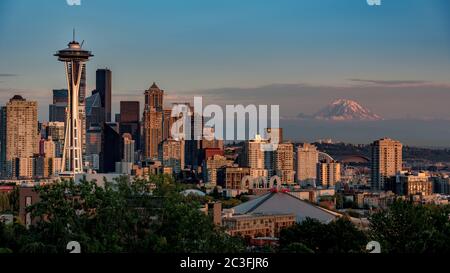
(312, 99, 382, 121)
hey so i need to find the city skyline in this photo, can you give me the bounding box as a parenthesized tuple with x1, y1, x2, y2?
(1, 0, 450, 260)
(1, 0, 450, 146)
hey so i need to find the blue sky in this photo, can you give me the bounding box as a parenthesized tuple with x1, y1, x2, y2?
(1, 0, 450, 127)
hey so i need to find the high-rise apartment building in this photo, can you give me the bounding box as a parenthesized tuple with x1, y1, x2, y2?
(203, 154, 232, 185)
(245, 135, 266, 170)
(317, 160, 341, 188)
(41, 137, 56, 158)
(244, 135, 269, 181)
(275, 143, 295, 184)
(46, 122, 65, 158)
(243, 135, 270, 182)
(159, 138, 184, 175)
(297, 143, 319, 184)
(0, 96, 39, 178)
(371, 138, 403, 191)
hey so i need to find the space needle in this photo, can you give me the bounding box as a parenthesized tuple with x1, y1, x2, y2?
(55, 31, 93, 177)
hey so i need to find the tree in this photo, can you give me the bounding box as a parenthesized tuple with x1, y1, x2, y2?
(369, 200, 450, 253)
(279, 217, 368, 253)
(0, 175, 245, 253)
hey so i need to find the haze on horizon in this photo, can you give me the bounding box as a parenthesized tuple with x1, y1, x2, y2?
(0, 0, 450, 146)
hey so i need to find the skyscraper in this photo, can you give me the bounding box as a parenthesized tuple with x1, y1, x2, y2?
(163, 108, 175, 141)
(203, 154, 232, 185)
(85, 126, 102, 171)
(55, 35, 93, 176)
(244, 135, 269, 180)
(53, 89, 69, 104)
(371, 138, 403, 191)
(245, 135, 266, 170)
(120, 101, 140, 123)
(119, 101, 140, 150)
(40, 137, 56, 158)
(275, 143, 295, 184)
(297, 143, 319, 184)
(143, 83, 164, 160)
(85, 91, 104, 128)
(317, 160, 341, 188)
(0, 96, 39, 178)
(159, 138, 184, 175)
(122, 133, 135, 163)
(145, 82, 163, 110)
(49, 89, 68, 122)
(95, 68, 112, 123)
(46, 122, 65, 158)
(100, 123, 121, 173)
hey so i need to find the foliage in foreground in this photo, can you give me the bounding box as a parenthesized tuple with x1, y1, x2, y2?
(1, 176, 450, 254)
(279, 201, 450, 254)
(0, 175, 245, 253)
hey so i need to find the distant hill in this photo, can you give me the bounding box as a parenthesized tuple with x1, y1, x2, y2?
(312, 142, 450, 164)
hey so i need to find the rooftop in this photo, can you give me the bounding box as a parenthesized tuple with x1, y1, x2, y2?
(232, 191, 341, 223)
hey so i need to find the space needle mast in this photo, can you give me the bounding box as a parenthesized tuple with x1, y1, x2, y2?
(55, 30, 93, 177)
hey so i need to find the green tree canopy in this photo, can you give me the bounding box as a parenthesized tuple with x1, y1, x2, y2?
(279, 217, 368, 253)
(369, 200, 450, 253)
(0, 175, 245, 253)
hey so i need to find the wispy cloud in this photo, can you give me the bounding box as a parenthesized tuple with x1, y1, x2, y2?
(347, 78, 450, 88)
(0, 73, 18, 77)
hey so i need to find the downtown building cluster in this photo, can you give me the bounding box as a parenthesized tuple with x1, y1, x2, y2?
(1, 37, 450, 241)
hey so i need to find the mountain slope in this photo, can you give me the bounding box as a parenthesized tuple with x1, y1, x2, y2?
(313, 99, 382, 121)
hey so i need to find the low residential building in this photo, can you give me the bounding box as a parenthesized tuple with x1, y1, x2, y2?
(217, 167, 250, 190)
(395, 171, 433, 196)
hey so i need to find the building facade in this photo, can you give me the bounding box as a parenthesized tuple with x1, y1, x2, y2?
(275, 143, 295, 184)
(297, 143, 319, 184)
(371, 138, 403, 191)
(0, 96, 39, 178)
(317, 160, 341, 188)
(223, 213, 296, 238)
(143, 83, 164, 160)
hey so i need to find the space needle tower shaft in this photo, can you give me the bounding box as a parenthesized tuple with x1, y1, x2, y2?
(54, 31, 93, 176)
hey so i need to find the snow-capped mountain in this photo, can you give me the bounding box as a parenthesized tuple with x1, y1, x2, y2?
(313, 99, 382, 121)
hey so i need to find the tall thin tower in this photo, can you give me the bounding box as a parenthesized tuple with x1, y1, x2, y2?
(55, 31, 93, 176)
